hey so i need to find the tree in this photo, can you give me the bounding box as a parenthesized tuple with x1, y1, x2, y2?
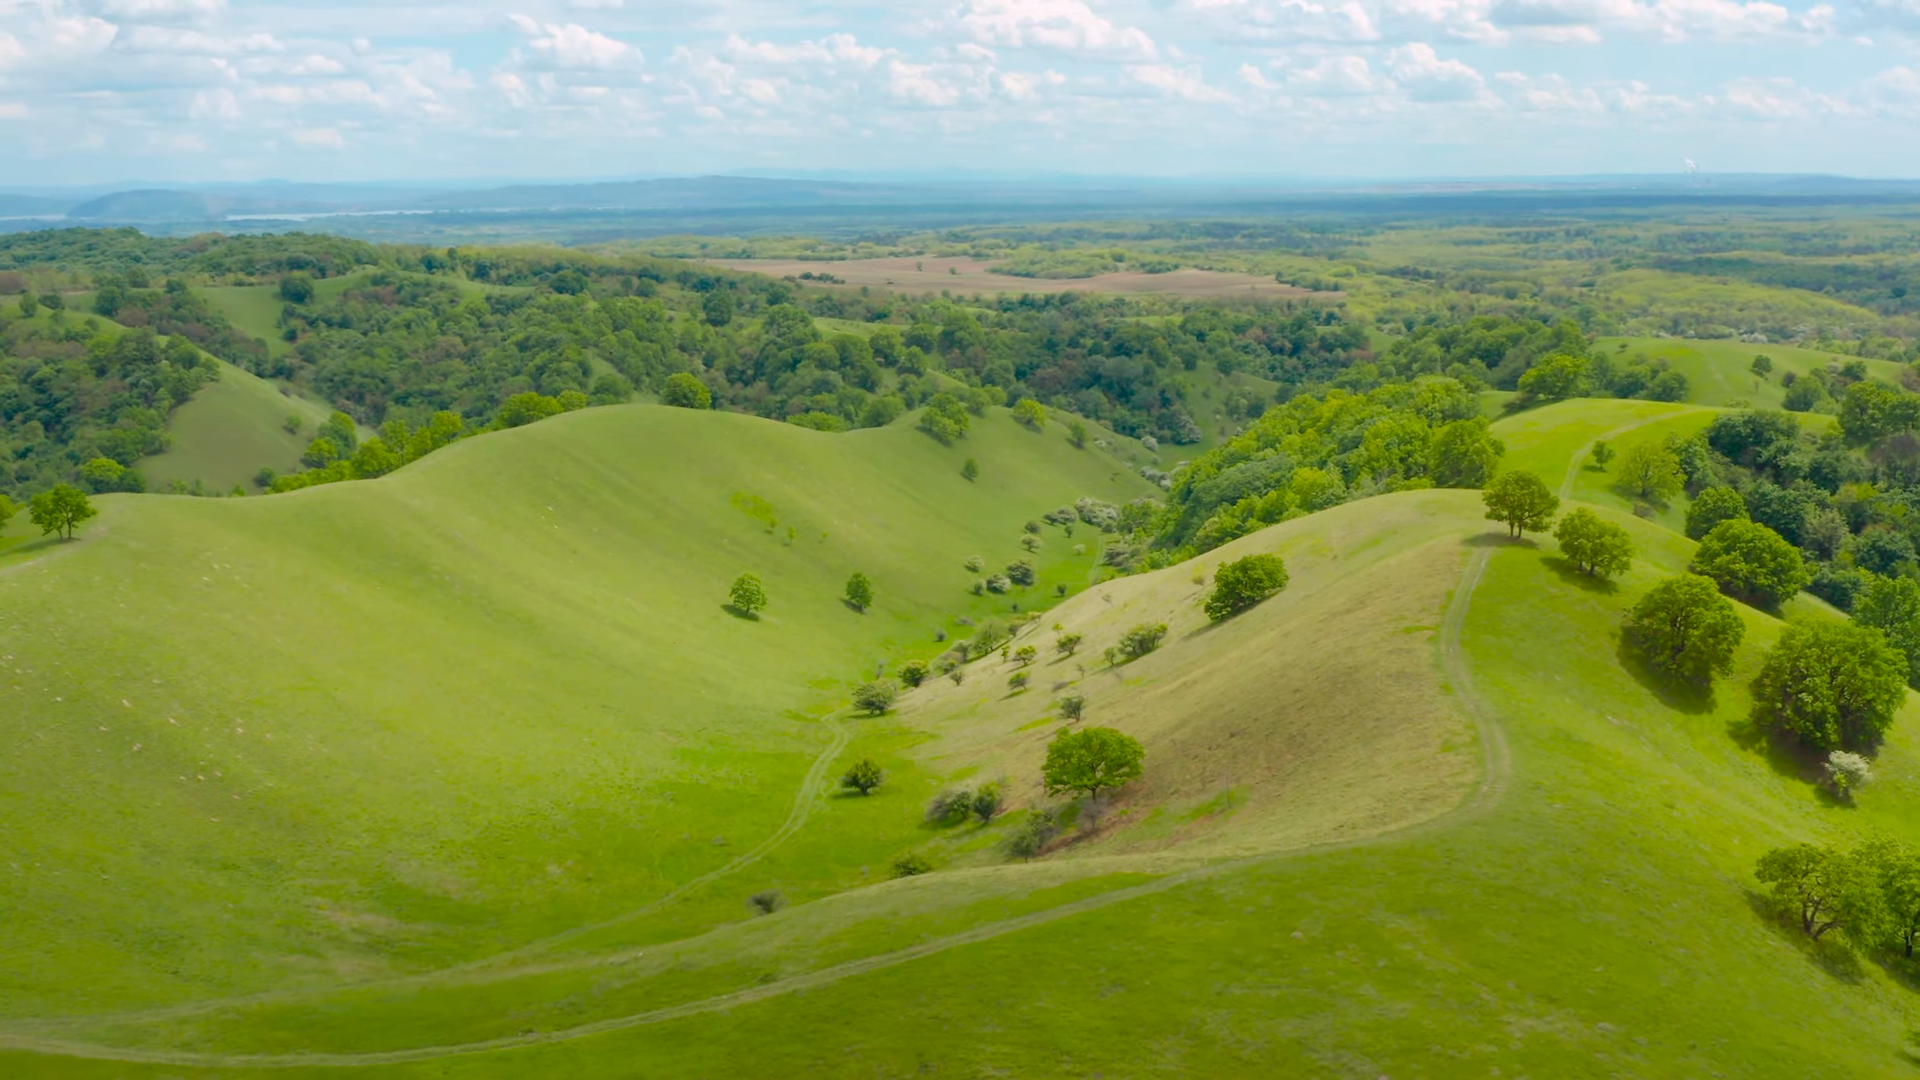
(1691, 519, 1809, 607)
(1115, 623, 1167, 662)
(1756, 843, 1884, 944)
(891, 853, 932, 877)
(1878, 844, 1920, 957)
(1481, 471, 1559, 539)
(898, 659, 930, 687)
(845, 572, 874, 612)
(278, 273, 315, 304)
(1589, 440, 1616, 470)
(1067, 420, 1088, 449)
(1005, 809, 1060, 859)
(1041, 726, 1145, 803)
(1204, 553, 1290, 621)
(1012, 398, 1048, 431)
(1839, 379, 1920, 446)
(1516, 352, 1589, 403)
(1751, 354, 1773, 378)
(1428, 417, 1504, 488)
(701, 289, 735, 327)
(840, 758, 884, 795)
(29, 484, 95, 540)
(1824, 750, 1874, 800)
(852, 679, 898, 715)
(662, 372, 711, 409)
(1752, 621, 1908, 753)
(1553, 509, 1634, 578)
(77, 457, 133, 494)
(1055, 632, 1083, 656)
(1057, 693, 1085, 721)
(1013, 645, 1037, 666)
(495, 392, 563, 428)
(960, 457, 979, 481)
(1685, 486, 1749, 541)
(0, 493, 13, 532)
(1614, 440, 1685, 503)
(729, 572, 767, 616)
(1623, 574, 1745, 682)
(919, 393, 970, 445)
(1853, 574, 1920, 689)
(971, 782, 1004, 823)
(1006, 559, 1036, 587)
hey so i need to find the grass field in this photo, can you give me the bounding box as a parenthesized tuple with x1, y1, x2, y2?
(1596, 336, 1908, 410)
(138, 360, 339, 492)
(6, 398, 1920, 1075)
(703, 256, 1328, 299)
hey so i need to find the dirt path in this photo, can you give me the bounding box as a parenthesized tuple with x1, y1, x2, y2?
(1558, 408, 1711, 502)
(0, 542, 1510, 1070)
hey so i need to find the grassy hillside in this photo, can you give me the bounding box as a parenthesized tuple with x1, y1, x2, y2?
(8, 399, 1920, 1075)
(137, 360, 338, 493)
(1596, 336, 1907, 410)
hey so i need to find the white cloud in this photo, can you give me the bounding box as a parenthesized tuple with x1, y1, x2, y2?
(888, 59, 967, 105)
(188, 86, 240, 120)
(1127, 62, 1234, 100)
(118, 26, 282, 55)
(0, 102, 27, 119)
(1285, 55, 1388, 95)
(97, 0, 225, 21)
(957, 0, 1159, 59)
(722, 33, 886, 69)
(1387, 42, 1486, 100)
(290, 125, 345, 148)
(507, 15, 641, 70)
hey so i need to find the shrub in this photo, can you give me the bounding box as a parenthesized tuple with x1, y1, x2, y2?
(840, 758, 884, 795)
(968, 620, 1011, 658)
(1057, 693, 1086, 721)
(971, 782, 1004, 823)
(898, 659, 931, 688)
(1005, 809, 1060, 859)
(960, 457, 979, 480)
(845, 571, 875, 612)
(1691, 519, 1809, 607)
(1204, 553, 1290, 621)
(1623, 574, 1745, 683)
(891, 853, 933, 878)
(1006, 559, 1037, 587)
(1752, 621, 1908, 753)
(1008, 671, 1031, 691)
(852, 680, 899, 715)
(729, 572, 767, 615)
(984, 573, 1012, 594)
(1825, 751, 1874, 800)
(964, 555, 985, 572)
(927, 789, 974, 824)
(1012, 398, 1047, 430)
(1013, 645, 1037, 666)
(1055, 632, 1083, 656)
(748, 889, 785, 915)
(661, 371, 712, 409)
(1115, 623, 1168, 662)
(1553, 508, 1634, 579)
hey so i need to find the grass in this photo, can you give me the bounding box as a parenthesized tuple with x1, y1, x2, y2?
(137, 360, 338, 493)
(1596, 335, 1908, 410)
(9, 403, 1920, 1075)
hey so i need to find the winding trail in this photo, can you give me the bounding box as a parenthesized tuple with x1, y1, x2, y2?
(1557, 408, 1711, 502)
(1, 542, 1507, 1070)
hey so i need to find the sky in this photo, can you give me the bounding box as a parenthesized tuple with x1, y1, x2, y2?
(2, 0, 1919, 185)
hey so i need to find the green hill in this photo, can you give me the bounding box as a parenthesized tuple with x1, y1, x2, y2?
(5, 400, 1920, 1075)
(136, 359, 340, 493)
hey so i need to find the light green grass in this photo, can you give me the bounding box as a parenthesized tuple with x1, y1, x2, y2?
(1597, 336, 1908, 409)
(138, 361, 337, 492)
(196, 286, 290, 358)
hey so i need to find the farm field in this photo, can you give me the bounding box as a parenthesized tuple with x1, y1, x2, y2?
(702, 256, 1329, 299)
(4, 395, 1920, 1075)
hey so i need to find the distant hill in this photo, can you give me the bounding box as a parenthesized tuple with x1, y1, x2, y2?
(63, 189, 338, 223)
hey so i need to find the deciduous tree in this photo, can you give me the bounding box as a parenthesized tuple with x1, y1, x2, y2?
(1623, 574, 1745, 682)
(1204, 553, 1290, 621)
(852, 680, 898, 715)
(1553, 508, 1634, 578)
(1041, 726, 1145, 803)
(1691, 519, 1809, 607)
(662, 372, 711, 409)
(1614, 440, 1685, 503)
(1685, 486, 1749, 540)
(29, 484, 95, 540)
(729, 572, 767, 616)
(1852, 574, 1920, 689)
(1481, 470, 1559, 539)
(845, 572, 874, 612)
(1751, 621, 1908, 753)
(840, 758, 883, 795)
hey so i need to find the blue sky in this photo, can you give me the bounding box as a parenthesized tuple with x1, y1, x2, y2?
(0, 0, 1916, 184)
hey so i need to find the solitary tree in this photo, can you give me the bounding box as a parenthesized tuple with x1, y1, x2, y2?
(1204, 553, 1290, 621)
(960, 457, 979, 481)
(662, 372, 711, 409)
(1614, 441, 1686, 503)
(1824, 751, 1875, 801)
(1751, 354, 1774, 378)
(1012, 398, 1048, 431)
(1752, 621, 1907, 753)
(852, 679, 899, 715)
(1691, 519, 1809, 607)
(971, 782, 1004, 823)
(1041, 726, 1145, 803)
(840, 758, 884, 795)
(29, 484, 95, 540)
(1055, 632, 1083, 657)
(1589, 440, 1616, 470)
(1481, 470, 1559, 539)
(845, 572, 875, 612)
(1553, 509, 1634, 578)
(1057, 693, 1085, 721)
(1067, 420, 1088, 449)
(1755, 843, 1882, 944)
(729, 572, 767, 616)
(898, 659, 930, 687)
(1623, 574, 1745, 682)
(1684, 486, 1749, 541)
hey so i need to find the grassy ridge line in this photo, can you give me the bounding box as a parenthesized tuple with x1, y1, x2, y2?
(0, 540, 1507, 1068)
(1556, 406, 1715, 501)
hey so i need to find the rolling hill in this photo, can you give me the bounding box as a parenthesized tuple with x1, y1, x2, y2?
(3, 395, 1920, 1075)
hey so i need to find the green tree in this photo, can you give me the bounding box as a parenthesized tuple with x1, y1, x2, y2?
(960, 457, 979, 481)
(844, 571, 874, 612)
(1751, 621, 1908, 753)
(729, 572, 767, 616)
(1067, 420, 1088, 449)
(1005, 558, 1036, 586)
(1005, 809, 1059, 859)
(1516, 352, 1589, 403)
(1055, 632, 1082, 656)
(852, 679, 899, 715)
(1553, 508, 1634, 578)
(278, 273, 315, 304)
(1012, 398, 1048, 431)
(29, 484, 95, 540)
(701, 289, 735, 327)
(1041, 726, 1145, 803)
(1589, 440, 1616, 470)
(918, 393, 971, 445)
(1204, 553, 1290, 621)
(1614, 440, 1685, 503)
(1685, 486, 1749, 541)
(1756, 843, 1885, 945)
(898, 659, 930, 687)
(1751, 354, 1773, 378)
(1115, 623, 1167, 661)
(1853, 574, 1920, 689)
(1481, 470, 1559, 539)
(1057, 693, 1085, 721)
(840, 758, 883, 795)
(971, 782, 1004, 823)
(1428, 417, 1504, 488)
(494, 392, 563, 428)
(1839, 379, 1920, 446)
(1692, 519, 1809, 607)
(662, 372, 712, 409)
(1623, 574, 1745, 682)
(1877, 843, 1920, 957)
(77, 457, 130, 494)
(1013, 645, 1037, 666)
(0, 493, 14, 532)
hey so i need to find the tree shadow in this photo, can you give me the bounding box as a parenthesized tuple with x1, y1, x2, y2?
(1464, 532, 1538, 548)
(1614, 636, 1717, 715)
(1742, 887, 1867, 984)
(721, 604, 761, 621)
(1544, 556, 1620, 595)
(1726, 712, 1829, 786)
(840, 599, 866, 614)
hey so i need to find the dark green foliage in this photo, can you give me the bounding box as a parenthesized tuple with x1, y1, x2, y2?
(1006, 559, 1036, 587)
(891, 853, 932, 877)
(1623, 574, 1745, 682)
(1838, 380, 1920, 446)
(748, 890, 784, 915)
(1752, 621, 1908, 752)
(1428, 417, 1504, 488)
(1614, 441, 1685, 503)
(844, 571, 874, 612)
(28, 483, 95, 539)
(852, 680, 899, 715)
(1204, 553, 1290, 620)
(1685, 486, 1749, 540)
(971, 782, 1004, 823)
(1057, 694, 1085, 721)
(898, 659, 930, 688)
(1854, 575, 1920, 689)
(1005, 808, 1059, 859)
(0, 493, 14, 531)
(1553, 509, 1633, 578)
(662, 372, 711, 409)
(1756, 843, 1882, 945)
(278, 273, 315, 305)
(1515, 352, 1588, 402)
(960, 457, 979, 481)
(77, 456, 143, 494)
(920, 394, 970, 445)
(1691, 519, 1810, 607)
(840, 758, 884, 795)
(1742, 481, 1812, 547)
(1042, 726, 1145, 802)
(729, 573, 767, 615)
(1114, 623, 1167, 662)
(1482, 470, 1559, 538)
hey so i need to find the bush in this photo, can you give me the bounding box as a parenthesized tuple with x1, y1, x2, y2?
(891, 853, 933, 878)
(971, 782, 1004, 823)
(663, 372, 711, 409)
(964, 555, 985, 572)
(1055, 632, 1083, 656)
(1623, 574, 1745, 683)
(1006, 559, 1037, 587)
(926, 789, 974, 824)
(1752, 621, 1908, 753)
(984, 573, 1012, 594)
(748, 890, 785, 915)
(1825, 751, 1874, 800)
(840, 758, 884, 795)
(1007, 670, 1031, 691)
(1005, 809, 1060, 859)
(1204, 553, 1290, 621)
(1115, 623, 1168, 662)
(1012, 398, 1047, 430)
(1013, 645, 1037, 666)
(1691, 519, 1809, 607)
(852, 680, 899, 715)
(898, 659, 931, 688)
(1057, 693, 1085, 721)
(845, 571, 875, 612)
(920, 393, 971, 444)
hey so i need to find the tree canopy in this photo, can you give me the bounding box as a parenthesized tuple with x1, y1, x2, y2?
(1751, 620, 1908, 753)
(28, 484, 95, 540)
(1691, 519, 1810, 607)
(1554, 508, 1634, 578)
(1041, 726, 1145, 802)
(1482, 470, 1559, 539)
(1203, 553, 1290, 621)
(1623, 573, 1745, 683)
